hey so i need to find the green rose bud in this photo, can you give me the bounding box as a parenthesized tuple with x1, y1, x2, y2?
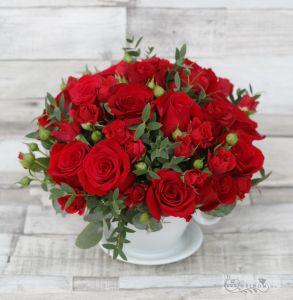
(139, 212, 150, 224)
(172, 128, 183, 140)
(147, 78, 156, 90)
(39, 126, 50, 141)
(91, 130, 102, 143)
(18, 176, 32, 186)
(153, 85, 165, 97)
(135, 162, 147, 171)
(226, 133, 238, 146)
(193, 159, 204, 170)
(123, 52, 133, 63)
(27, 143, 39, 152)
(19, 152, 35, 169)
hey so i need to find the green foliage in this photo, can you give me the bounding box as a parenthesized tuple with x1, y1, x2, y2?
(75, 222, 103, 249)
(251, 168, 272, 186)
(207, 203, 236, 218)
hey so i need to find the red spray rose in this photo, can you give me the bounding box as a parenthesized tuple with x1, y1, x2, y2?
(174, 135, 194, 158)
(146, 169, 197, 221)
(58, 193, 86, 215)
(102, 120, 132, 144)
(69, 74, 102, 106)
(208, 148, 236, 175)
(50, 120, 80, 142)
(73, 103, 103, 124)
(184, 169, 208, 188)
(125, 139, 146, 163)
(124, 184, 147, 209)
(156, 91, 203, 137)
(190, 121, 215, 148)
(48, 141, 90, 188)
(108, 83, 154, 126)
(78, 139, 134, 196)
(238, 95, 259, 113)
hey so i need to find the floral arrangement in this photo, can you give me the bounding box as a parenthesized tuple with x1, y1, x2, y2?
(18, 38, 270, 260)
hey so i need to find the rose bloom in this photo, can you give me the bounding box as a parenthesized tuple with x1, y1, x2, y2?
(184, 169, 208, 188)
(238, 95, 259, 113)
(73, 103, 103, 124)
(124, 184, 147, 209)
(102, 120, 132, 144)
(58, 192, 86, 215)
(190, 120, 215, 148)
(208, 148, 236, 175)
(50, 120, 80, 142)
(174, 135, 194, 158)
(108, 83, 154, 126)
(78, 139, 134, 196)
(125, 139, 146, 163)
(146, 169, 197, 221)
(156, 91, 203, 137)
(69, 74, 102, 106)
(48, 141, 89, 188)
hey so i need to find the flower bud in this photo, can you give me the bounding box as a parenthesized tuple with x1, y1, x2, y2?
(91, 130, 102, 143)
(81, 123, 93, 131)
(18, 176, 32, 186)
(139, 212, 150, 224)
(18, 152, 35, 169)
(135, 162, 147, 171)
(153, 85, 165, 97)
(27, 143, 39, 152)
(39, 126, 50, 141)
(147, 78, 155, 90)
(123, 52, 133, 63)
(172, 128, 183, 140)
(226, 133, 238, 146)
(193, 159, 204, 170)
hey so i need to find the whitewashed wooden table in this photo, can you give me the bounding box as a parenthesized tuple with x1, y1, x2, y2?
(1, 0, 293, 299)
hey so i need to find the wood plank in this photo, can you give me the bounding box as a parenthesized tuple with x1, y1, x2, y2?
(202, 203, 293, 234)
(0, 256, 8, 274)
(0, 8, 126, 60)
(0, 235, 13, 257)
(250, 187, 293, 205)
(0, 206, 26, 234)
(128, 9, 293, 57)
(24, 206, 84, 235)
(136, 0, 293, 9)
(0, 188, 41, 205)
(73, 276, 118, 291)
(0, 60, 110, 100)
(0, 275, 72, 293)
(0, 0, 132, 7)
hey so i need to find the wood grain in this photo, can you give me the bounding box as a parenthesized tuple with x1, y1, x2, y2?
(0, 8, 126, 60)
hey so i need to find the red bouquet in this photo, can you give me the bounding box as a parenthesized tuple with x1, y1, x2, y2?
(18, 38, 270, 260)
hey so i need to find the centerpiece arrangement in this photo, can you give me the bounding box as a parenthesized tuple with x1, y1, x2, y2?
(18, 37, 270, 264)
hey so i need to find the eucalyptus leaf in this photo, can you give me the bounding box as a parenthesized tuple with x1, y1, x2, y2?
(134, 123, 146, 140)
(75, 222, 103, 249)
(207, 203, 236, 218)
(142, 103, 151, 122)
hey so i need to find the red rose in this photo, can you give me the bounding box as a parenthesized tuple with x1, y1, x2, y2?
(146, 169, 197, 221)
(180, 59, 233, 100)
(238, 95, 259, 113)
(58, 193, 86, 215)
(199, 174, 237, 211)
(231, 139, 264, 175)
(125, 139, 146, 163)
(98, 76, 117, 102)
(184, 169, 208, 188)
(174, 135, 194, 158)
(102, 120, 132, 144)
(78, 139, 134, 196)
(73, 104, 103, 124)
(156, 91, 203, 137)
(99, 61, 129, 78)
(108, 83, 154, 126)
(50, 120, 80, 142)
(204, 99, 235, 127)
(190, 121, 215, 148)
(235, 176, 252, 199)
(127, 60, 156, 84)
(69, 74, 102, 106)
(208, 148, 236, 175)
(48, 141, 89, 188)
(147, 57, 172, 86)
(124, 184, 147, 209)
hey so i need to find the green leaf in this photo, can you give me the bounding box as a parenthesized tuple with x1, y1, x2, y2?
(118, 249, 128, 261)
(133, 169, 148, 176)
(142, 103, 151, 122)
(174, 72, 181, 90)
(134, 123, 146, 140)
(135, 36, 143, 48)
(50, 188, 64, 198)
(75, 222, 103, 249)
(84, 211, 103, 222)
(113, 188, 119, 201)
(53, 107, 61, 121)
(102, 243, 116, 250)
(64, 194, 75, 210)
(180, 44, 187, 58)
(60, 183, 75, 195)
(132, 213, 148, 230)
(25, 132, 38, 139)
(85, 196, 99, 209)
(149, 218, 163, 232)
(170, 156, 185, 166)
(46, 93, 57, 106)
(207, 203, 236, 218)
(147, 121, 162, 131)
(148, 170, 160, 179)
